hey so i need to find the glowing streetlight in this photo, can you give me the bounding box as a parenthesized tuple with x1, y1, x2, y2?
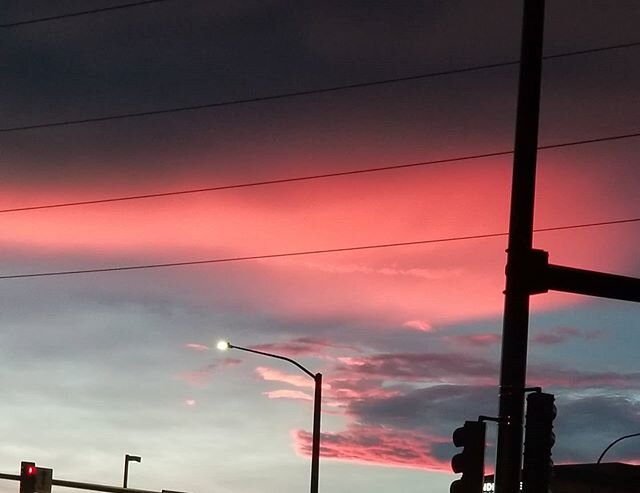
(218, 341, 322, 493)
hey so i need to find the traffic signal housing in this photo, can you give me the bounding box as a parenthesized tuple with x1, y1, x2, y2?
(20, 461, 52, 493)
(522, 392, 556, 493)
(451, 420, 486, 493)
(20, 462, 37, 493)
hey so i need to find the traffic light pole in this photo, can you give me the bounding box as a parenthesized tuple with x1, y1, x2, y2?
(495, 2, 640, 492)
(544, 261, 640, 302)
(495, 0, 544, 493)
(0, 472, 187, 493)
(494, 2, 546, 493)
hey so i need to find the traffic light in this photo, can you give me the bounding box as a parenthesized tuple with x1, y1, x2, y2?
(20, 461, 52, 493)
(450, 420, 486, 493)
(20, 462, 37, 493)
(522, 392, 556, 493)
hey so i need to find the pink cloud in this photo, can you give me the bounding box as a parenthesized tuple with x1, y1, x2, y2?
(264, 389, 312, 401)
(294, 426, 449, 471)
(184, 343, 210, 351)
(255, 366, 318, 389)
(403, 320, 434, 332)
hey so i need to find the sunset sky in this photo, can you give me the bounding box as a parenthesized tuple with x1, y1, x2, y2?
(1, 1, 639, 492)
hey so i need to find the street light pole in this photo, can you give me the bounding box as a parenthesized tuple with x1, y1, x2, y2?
(123, 455, 141, 488)
(310, 372, 322, 493)
(217, 341, 322, 493)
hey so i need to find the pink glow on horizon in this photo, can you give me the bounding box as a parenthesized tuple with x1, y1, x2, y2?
(2, 156, 637, 330)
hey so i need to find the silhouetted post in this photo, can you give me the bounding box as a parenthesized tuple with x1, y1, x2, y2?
(123, 459, 129, 489)
(495, 2, 545, 493)
(123, 455, 141, 489)
(310, 373, 322, 493)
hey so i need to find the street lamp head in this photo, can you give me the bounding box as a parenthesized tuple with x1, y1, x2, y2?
(216, 340, 230, 351)
(126, 454, 142, 463)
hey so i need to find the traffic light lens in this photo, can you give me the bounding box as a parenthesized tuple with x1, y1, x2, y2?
(27, 466, 36, 476)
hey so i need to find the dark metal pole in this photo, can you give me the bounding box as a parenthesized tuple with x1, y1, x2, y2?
(310, 373, 322, 493)
(495, 2, 545, 493)
(123, 458, 129, 489)
(546, 264, 640, 302)
(123, 455, 141, 489)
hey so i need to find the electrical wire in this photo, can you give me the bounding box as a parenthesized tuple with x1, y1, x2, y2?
(2, 130, 639, 214)
(1, 41, 639, 134)
(1, 0, 174, 28)
(0, 217, 637, 280)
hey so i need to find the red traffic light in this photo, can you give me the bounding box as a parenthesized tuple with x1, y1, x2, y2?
(27, 466, 37, 476)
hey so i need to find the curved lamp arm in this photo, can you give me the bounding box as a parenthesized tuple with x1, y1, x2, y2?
(226, 343, 316, 380)
(597, 432, 640, 464)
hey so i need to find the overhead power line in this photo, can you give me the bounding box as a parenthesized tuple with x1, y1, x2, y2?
(0, 217, 637, 280)
(1, 0, 174, 28)
(1, 41, 639, 133)
(2, 130, 639, 214)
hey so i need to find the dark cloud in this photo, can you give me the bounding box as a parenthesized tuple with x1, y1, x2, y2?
(333, 351, 640, 391)
(319, 383, 640, 467)
(555, 394, 640, 463)
(335, 352, 499, 385)
(290, 349, 640, 469)
(531, 325, 603, 345)
(251, 336, 360, 357)
(5, 0, 639, 190)
(348, 385, 496, 431)
(529, 367, 640, 390)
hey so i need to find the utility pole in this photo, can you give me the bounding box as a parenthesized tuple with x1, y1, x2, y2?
(495, 2, 640, 493)
(494, 1, 546, 493)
